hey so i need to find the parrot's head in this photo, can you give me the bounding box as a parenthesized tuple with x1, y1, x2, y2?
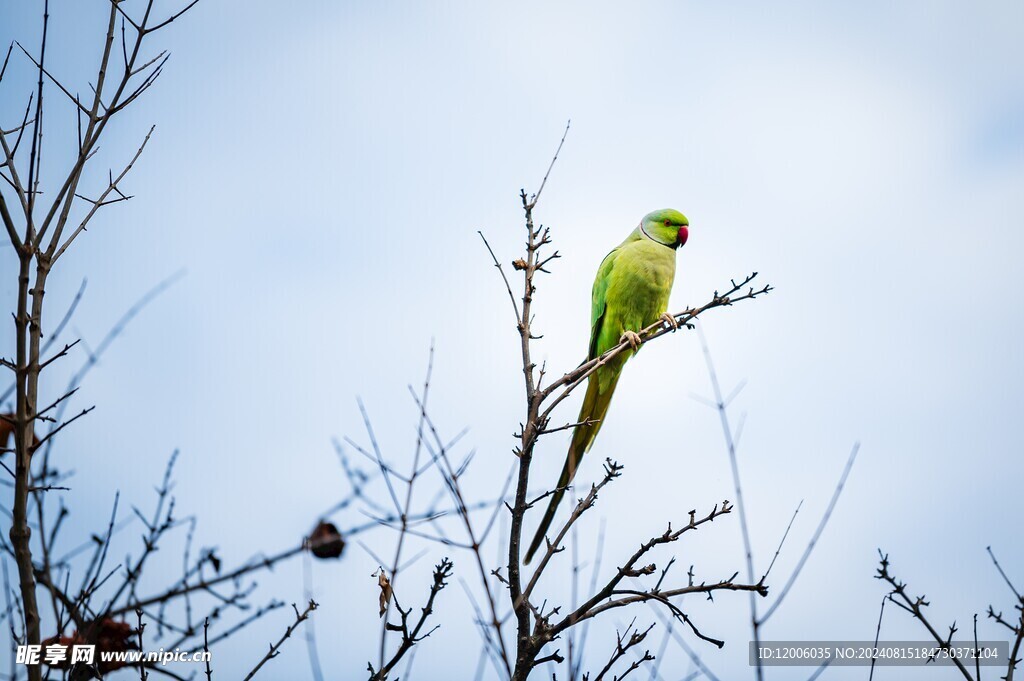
(640, 209, 689, 249)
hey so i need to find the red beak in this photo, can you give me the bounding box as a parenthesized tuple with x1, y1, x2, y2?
(677, 225, 689, 247)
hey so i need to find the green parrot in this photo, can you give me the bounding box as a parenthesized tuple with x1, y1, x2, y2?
(524, 208, 689, 565)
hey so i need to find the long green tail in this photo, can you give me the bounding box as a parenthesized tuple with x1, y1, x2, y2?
(524, 370, 621, 564)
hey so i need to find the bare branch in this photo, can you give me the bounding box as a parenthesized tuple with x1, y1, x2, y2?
(241, 600, 318, 681)
(592, 619, 655, 681)
(528, 119, 570, 209)
(478, 231, 521, 321)
(875, 552, 975, 680)
(144, 0, 202, 34)
(760, 443, 859, 624)
(51, 125, 155, 264)
(13, 41, 89, 115)
(987, 546, 1021, 601)
(369, 559, 454, 681)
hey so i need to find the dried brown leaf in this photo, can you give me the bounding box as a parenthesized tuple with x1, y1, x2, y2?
(377, 570, 392, 617)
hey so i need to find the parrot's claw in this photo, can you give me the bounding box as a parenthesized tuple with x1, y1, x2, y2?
(620, 330, 642, 351)
(659, 313, 679, 331)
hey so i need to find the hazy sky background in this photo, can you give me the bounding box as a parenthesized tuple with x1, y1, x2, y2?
(2, 1, 1023, 679)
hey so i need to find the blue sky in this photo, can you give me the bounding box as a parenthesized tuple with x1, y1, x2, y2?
(2, 1, 1023, 679)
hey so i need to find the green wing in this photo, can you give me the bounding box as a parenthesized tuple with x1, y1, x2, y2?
(588, 248, 618, 360)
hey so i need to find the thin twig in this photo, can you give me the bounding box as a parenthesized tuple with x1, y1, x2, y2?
(241, 600, 318, 681)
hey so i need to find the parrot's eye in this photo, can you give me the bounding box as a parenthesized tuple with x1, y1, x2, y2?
(664, 219, 671, 226)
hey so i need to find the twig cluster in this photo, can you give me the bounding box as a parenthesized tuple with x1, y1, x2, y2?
(2, 3, 210, 679)
(0, 4, 418, 679)
(876, 549, 1024, 681)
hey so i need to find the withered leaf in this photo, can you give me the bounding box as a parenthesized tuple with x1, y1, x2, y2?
(377, 570, 392, 617)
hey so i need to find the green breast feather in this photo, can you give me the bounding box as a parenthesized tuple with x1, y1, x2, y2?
(589, 238, 675, 390)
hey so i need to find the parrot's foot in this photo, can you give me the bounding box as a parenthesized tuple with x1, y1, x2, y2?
(659, 312, 679, 331)
(620, 330, 642, 351)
